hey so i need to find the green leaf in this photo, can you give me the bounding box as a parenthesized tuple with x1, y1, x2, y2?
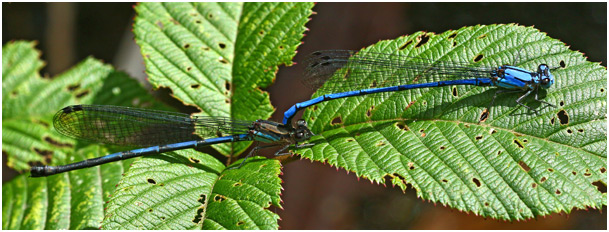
(5, 2, 313, 230)
(133, 2, 312, 156)
(2, 41, 165, 171)
(296, 24, 607, 220)
(2, 41, 162, 229)
(101, 150, 282, 230)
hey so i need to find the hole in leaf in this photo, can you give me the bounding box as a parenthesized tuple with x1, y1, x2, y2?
(600, 167, 606, 173)
(33, 148, 53, 163)
(191, 84, 200, 89)
(442, 179, 448, 183)
(218, 43, 226, 49)
(407, 162, 415, 170)
(600, 88, 605, 93)
(161, 217, 166, 220)
(225, 81, 231, 92)
(331, 116, 342, 125)
(567, 129, 573, 134)
(312, 105, 318, 111)
(208, 13, 213, 19)
(513, 139, 524, 148)
(559, 60, 566, 68)
(472, 178, 481, 187)
(518, 161, 531, 172)
(236, 221, 245, 226)
(184, 44, 190, 49)
(189, 157, 200, 163)
(557, 110, 569, 125)
(346, 138, 355, 142)
(415, 34, 430, 48)
(392, 173, 406, 182)
(484, 202, 489, 207)
(452, 41, 457, 47)
(522, 139, 528, 143)
(193, 207, 205, 224)
(477, 34, 487, 39)
(195, 20, 201, 24)
(198, 194, 206, 204)
(147, 179, 156, 184)
(67, 83, 80, 91)
(148, 208, 153, 213)
(550, 117, 555, 125)
(375, 141, 386, 146)
(366, 106, 374, 117)
(225, 98, 231, 104)
(592, 181, 607, 193)
(279, 45, 284, 50)
(555, 189, 561, 195)
(559, 101, 564, 107)
(489, 128, 496, 134)
(34, 120, 50, 128)
(202, 47, 210, 51)
(497, 150, 502, 155)
(572, 171, 577, 176)
(451, 87, 458, 97)
(548, 168, 554, 172)
(76, 90, 90, 98)
(11, 91, 18, 97)
(584, 169, 592, 176)
(473, 54, 484, 62)
(399, 40, 412, 50)
(479, 109, 489, 122)
(577, 129, 584, 133)
(540, 177, 547, 183)
(395, 122, 409, 131)
(532, 183, 537, 188)
(233, 182, 242, 187)
(259, 30, 264, 35)
(439, 146, 445, 150)
(448, 32, 457, 39)
(475, 135, 483, 140)
(214, 194, 226, 202)
(159, 183, 164, 187)
(44, 136, 73, 148)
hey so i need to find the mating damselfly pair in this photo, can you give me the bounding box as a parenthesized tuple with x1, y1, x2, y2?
(31, 49, 556, 177)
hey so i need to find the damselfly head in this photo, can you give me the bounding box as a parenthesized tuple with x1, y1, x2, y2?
(537, 64, 554, 89)
(293, 119, 314, 142)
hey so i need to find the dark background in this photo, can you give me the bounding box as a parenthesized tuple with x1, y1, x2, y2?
(3, 2, 606, 229)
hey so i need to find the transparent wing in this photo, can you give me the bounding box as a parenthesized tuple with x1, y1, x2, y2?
(53, 105, 252, 146)
(303, 50, 495, 94)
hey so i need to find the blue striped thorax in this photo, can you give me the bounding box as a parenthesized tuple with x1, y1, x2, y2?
(495, 64, 554, 90)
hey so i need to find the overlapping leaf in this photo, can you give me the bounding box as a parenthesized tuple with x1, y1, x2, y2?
(99, 2, 313, 229)
(2, 41, 163, 229)
(296, 24, 607, 220)
(133, 2, 312, 155)
(101, 151, 282, 230)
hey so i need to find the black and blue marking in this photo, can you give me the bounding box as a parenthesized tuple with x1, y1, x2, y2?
(283, 50, 555, 125)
